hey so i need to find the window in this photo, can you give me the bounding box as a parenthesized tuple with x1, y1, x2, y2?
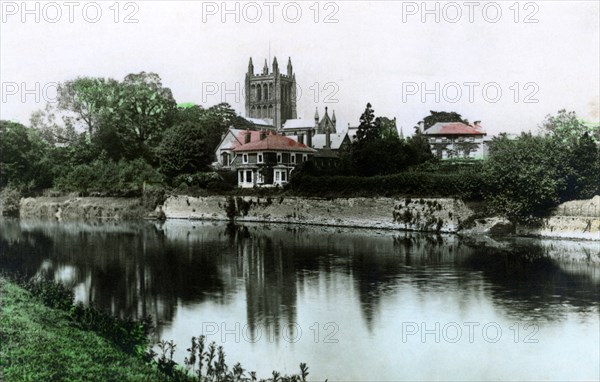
(441, 137, 448, 143)
(291, 154, 296, 164)
(430, 138, 435, 143)
(302, 155, 307, 162)
(239, 171, 244, 183)
(281, 171, 286, 182)
(275, 172, 280, 181)
(246, 171, 252, 183)
(277, 154, 282, 163)
(243, 154, 248, 164)
(468, 137, 474, 142)
(257, 153, 263, 163)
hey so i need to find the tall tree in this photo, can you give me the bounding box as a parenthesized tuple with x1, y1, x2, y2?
(56, 77, 119, 135)
(355, 103, 381, 143)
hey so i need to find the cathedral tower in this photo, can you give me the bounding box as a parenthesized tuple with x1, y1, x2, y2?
(245, 56, 297, 129)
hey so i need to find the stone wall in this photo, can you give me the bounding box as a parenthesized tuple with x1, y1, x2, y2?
(516, 196, 600, 241)
(20, 197, 145, 220)
(162, 195, 474, 233)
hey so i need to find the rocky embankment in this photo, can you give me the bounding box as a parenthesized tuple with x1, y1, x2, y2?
(163, 195, 474, 233)
(18, 196, 146, 220)
(6, 193, 599, 240)
(162, 194, 600, 240)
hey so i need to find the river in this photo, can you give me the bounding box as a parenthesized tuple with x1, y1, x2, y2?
(1, 218, 598, 381)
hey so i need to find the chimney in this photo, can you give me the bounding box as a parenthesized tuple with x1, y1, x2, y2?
(298, 133, 304, 145)
(474, 121, 481, 127)
(326, 128, 331, 148)
(307, 128, 313, 148)
(245, 128, 251, 144)
(260, 129, 267, 140)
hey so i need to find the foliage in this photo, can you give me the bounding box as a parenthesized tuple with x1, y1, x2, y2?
(0, 187, 22, 217)
(55, 155, 163, 195)
(290, 170, 483, 199)
(482, 121, 600, 219)
(1, 275, 313, 382)
(539, 109, 599, 145)
(349, 104, 434, 176)
(0, 277, 164, 382)
(0, 120, 52, 190)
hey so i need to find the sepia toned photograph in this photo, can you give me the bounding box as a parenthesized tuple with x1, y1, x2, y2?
(1, 1, 599, 381)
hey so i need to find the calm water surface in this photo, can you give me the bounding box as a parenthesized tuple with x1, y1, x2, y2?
(1, 218, 598, 381)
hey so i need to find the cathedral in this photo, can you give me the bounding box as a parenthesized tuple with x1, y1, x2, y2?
(245, 56, 297, 129)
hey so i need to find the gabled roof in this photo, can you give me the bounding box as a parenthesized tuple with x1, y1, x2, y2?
(245, 117, 274, 127)
(218, 129, 263, 151)
(289, 132, 349, 150)
(424, 122, 485, 135)
(282, 118, 315, 130)
(233, 134, 317, 153)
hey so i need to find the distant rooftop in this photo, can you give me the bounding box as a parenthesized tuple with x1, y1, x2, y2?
(233, 134, 317, 153)
(282, 118, 315, 129)
(425, 122, 485, 135)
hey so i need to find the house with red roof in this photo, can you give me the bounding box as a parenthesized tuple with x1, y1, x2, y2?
(230, 130, 316, 188)
(423, 121, 487, 159)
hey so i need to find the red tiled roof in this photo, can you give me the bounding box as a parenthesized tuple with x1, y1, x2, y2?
(425, 122, 485, 135)
(233, 134, 316, 152)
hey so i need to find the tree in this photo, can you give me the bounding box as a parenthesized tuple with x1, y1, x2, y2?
(105, 72, 177, 160)
(56, 77, 120, 136)
(157, 103, 252, 180)
(540, 109, 598, 145)
(483, 133, 566, 219)
(351, 104, 413, 176)
(407, 126, 435, 165)
(423, 111, 469, 130)
(379, 117, 399, 140)
(0, 120, 51, 190)
(30, 103, 78, 145)
(355, 103, 380, 143)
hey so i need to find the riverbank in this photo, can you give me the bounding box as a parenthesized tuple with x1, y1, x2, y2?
(162, 194, 600, 241)
(0, 277, 166, 382)
(6, 193, 600, 241)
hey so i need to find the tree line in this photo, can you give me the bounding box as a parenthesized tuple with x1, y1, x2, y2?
(1, 71, 598, 220)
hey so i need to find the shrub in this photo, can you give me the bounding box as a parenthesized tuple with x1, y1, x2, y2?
(0, 187, 22, 217)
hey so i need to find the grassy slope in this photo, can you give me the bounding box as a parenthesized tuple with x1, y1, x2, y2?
(0, 278, 165, 382)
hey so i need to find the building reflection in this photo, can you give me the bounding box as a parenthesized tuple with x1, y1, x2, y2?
(1, 218, 598, 342)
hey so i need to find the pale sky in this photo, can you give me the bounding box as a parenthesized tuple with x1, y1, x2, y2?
(1, 0, 599, 137)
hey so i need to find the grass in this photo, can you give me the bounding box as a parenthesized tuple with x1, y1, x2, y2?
(0, 277, 166, 382)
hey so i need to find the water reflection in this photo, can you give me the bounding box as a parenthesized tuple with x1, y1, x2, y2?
(1, 218, 598, 380)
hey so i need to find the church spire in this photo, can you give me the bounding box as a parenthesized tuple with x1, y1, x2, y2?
(314, 107, 320, 122)
(287, 57, 293, 76)
(262, 59, 269, 75)
(272, 56, 279, 74)
(332, 109, 336, 124)
(248, 57, 254, 75)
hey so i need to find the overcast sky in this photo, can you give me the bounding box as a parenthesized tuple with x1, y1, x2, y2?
(1, 0, 599, 136)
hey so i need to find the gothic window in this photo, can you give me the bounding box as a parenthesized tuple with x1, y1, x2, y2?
(257, 84, 262, 101)
(268, 105, 273, 118)
(250, 84, 256, 101)
(263, 84, 268, 101)
(269, 83, 273, 100)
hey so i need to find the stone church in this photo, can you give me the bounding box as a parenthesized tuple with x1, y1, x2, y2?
(245, 57, 297, 129)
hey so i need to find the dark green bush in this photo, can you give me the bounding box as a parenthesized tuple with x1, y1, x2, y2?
(289, 171, 484, 199)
